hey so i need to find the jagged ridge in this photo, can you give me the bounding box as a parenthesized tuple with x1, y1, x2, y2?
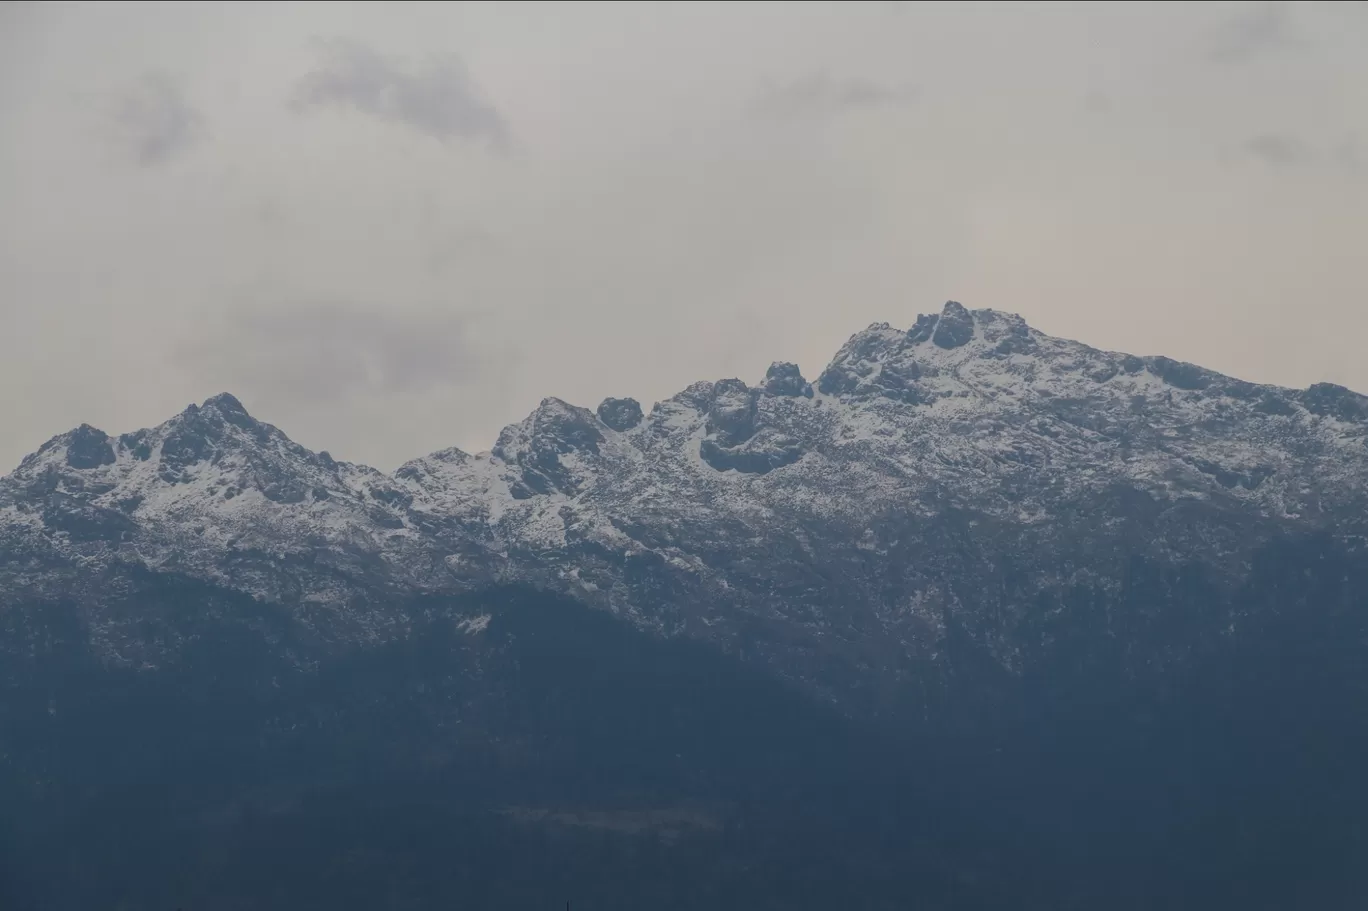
(4, 301, 1368, 698)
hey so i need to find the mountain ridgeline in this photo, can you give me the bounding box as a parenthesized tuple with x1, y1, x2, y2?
(3, 302, 1368, 909)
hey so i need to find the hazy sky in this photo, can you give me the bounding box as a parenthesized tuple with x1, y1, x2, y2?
(3, 1, 1366, 471)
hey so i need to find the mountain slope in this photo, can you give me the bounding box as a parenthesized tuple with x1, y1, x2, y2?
(5, 300, 1366, 711)
(5, 300, 1368, 908)
(4, 535, 1368, 910)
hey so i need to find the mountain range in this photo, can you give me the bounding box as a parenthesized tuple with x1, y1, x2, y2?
(4, 300, 1368, 909)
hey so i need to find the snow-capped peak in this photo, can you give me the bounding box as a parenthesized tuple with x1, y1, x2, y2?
(4, 301, 1368, 615)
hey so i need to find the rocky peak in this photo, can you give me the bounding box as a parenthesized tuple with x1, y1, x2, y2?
(906, 304, 1034, 352)
(493, 398, 605, 499)
(819, 322, 903, 377)
(393, 446, 470, 485)
(705, 380, 759, 445)
(495, 398, 604, 456)
(0, 388, 404, 569)
(931, 300, 975, 349)
(154, 393, 291, 482)
(817, 323, 923, 402)
(203, 392, 249, 416)
(196, 391, 259, 428)
(427, 446, 472, 465)
(907, 313, 939, 344)
(1301, 383, 1368, 423)
(665, 380, 721, 413)
(15, 423, 116, 475)
(762, 362, 813, 398)
(597, 397, 644, 431)
(695, 377, 807, 475)
(64, 424, 117, 470)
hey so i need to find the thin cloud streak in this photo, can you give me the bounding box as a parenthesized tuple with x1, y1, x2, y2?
(1245, 132, 1312, 167)
(750, 71, 918, 120)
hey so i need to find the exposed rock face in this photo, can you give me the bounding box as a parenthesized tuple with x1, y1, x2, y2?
(597, 396, 644, 431)
(931, 300, 975, 349)
(1302, 382, 1368, 422)
(493, 398, 606, 499)
(63, 425, 116, 470)
(4, 301, 1368, 715)
(762, 362, 813, 398)
(704, 380, 759, 445)
(907, 312, 939, 345)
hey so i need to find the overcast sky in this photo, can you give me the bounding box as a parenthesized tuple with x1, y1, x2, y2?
(3, 1, 1366, 471)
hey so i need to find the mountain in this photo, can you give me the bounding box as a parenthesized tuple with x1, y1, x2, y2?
(4, 301, 1367, 710)
(4, 301, 1368, 909)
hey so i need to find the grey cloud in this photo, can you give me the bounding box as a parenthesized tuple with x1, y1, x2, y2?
(1241, 133, 1366, 173)
(291, 39, 509, 149)
(1206, 2, 1302, 63)
(1245, 132, 1313, 167)
(750, 72, 918, 120)
(177, 303, 487, 408)
(114, 73, 203, 167)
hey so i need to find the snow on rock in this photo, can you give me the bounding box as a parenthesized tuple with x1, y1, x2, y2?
(5, 302, 1368, 672)
(0, 392, 429, 602)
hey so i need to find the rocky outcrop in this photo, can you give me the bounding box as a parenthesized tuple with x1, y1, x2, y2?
(931, 300, 975, 349)
(597, 396, 644, 431)
(762, 362, 813, 398)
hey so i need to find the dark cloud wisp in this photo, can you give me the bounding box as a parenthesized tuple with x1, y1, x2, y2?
(1206, 2, 1302, 63)
(114, 73, 203, 167)
(1245, 131, 1313, 167)
(291, 39, 509, 149)
(750, 71, 918, 120)
(1240, 132, 1365, 173)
